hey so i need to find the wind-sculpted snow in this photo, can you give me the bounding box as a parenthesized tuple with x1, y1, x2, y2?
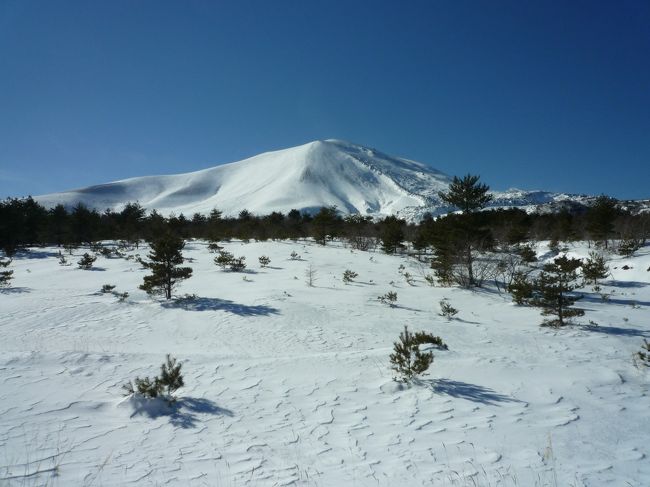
(1, 240, 649, 485)
(35, 140, 586, 220)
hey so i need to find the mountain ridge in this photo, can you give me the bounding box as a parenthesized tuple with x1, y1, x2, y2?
(35, 139, 590, 220)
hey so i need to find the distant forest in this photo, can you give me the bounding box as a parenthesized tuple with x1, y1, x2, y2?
(1, 194, 648, 257)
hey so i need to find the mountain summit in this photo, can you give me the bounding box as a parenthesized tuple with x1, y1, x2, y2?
(35, 140, 579, 219)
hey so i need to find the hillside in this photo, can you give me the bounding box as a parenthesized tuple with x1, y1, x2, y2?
(35, 140, 584, 220)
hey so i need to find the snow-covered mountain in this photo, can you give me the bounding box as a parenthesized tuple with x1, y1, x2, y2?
(35, 139, 586, 219)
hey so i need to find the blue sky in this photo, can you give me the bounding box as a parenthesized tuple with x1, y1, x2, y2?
(1, 0, 648, 199)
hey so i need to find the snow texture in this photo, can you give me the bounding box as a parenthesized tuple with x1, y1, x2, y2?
(1, 240, 649, 486)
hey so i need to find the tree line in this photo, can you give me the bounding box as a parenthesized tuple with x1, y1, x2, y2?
(1, 181, 648, 260)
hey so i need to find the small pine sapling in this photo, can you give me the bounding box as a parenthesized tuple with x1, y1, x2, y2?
(140, 233, 193, 300)
(207, 240, 223, 253)
(258, 255, 271, 268)
(439, 299, 458, 319)
(518, 244, 538, 263)
(77, 253, 97, 270)
(618, 238, 642, 257)
(342, 269, 358, 284)
(214, 250, 234, 270)
(508, 271, 534, 305)
(378, 291, 398, 307)
(0, 258, 13, 288)
(636, 339, 650, 367)
(535, 255, 584, 327)
(290, 251, 300, 260)
(122, 354, 184, 402)
(229, 256, 247, 272)
(403, 272, 415, 286)
(424, 274, 436, 287)
(101, 284, 116, 293)
(390, 326, 433, 383)
(305, 263, 317, 287)
(159, 354, 184, 397)
(582, 252, 609, 286)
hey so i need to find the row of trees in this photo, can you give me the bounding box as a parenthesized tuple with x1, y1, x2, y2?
(1, 194, 647, 259)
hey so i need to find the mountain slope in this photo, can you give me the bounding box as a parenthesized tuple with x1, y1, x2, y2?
(35, 139, 583, 219)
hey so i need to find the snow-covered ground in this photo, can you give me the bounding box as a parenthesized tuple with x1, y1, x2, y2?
(1, 240, 649, 486)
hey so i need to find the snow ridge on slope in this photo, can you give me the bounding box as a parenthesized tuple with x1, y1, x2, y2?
(35, 139, 583, 220)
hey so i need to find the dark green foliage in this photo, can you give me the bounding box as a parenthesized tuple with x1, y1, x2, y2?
(342, 269, 358, 283)
(0, 187, 638, 257)
(618, 238, 642, 257)
(122, 354, 184, 400)
(434, 176, 494, 287)
(380, 216, 405, 254)
(438, 174, 493, 213)
(586, 195, 619, 248)
(159, 354, 184, 396)
(229, 256, 247, 272)
(439, 299, 458, 319)
(582, 252, 609, 285)
(207, 241, 223, 253)
(0, 258, 13, 287)
(214, 250, 234, 270)
(430, 238, 455, 286)
(310, 206, 341, 245)
(508, 271, 534, 305)
(140, 232, 193, 300)
(390, 326, 434, 383)
(258, 255, 271, 267)
(101, 284, 116, 293)
(118, 202, 146, 246)
(636, 340, 650, 367)
(378, 291, 398, 306)
(412, 331, 448, 350)
(535, 255, 584, 327)
(518, 245, 537, 263)
(77, 252, 97, 270)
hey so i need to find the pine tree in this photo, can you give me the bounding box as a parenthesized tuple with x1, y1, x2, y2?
(390, 326, 433, 382)
(438, 174, 493, 213)
(585, 195, 618, 248)
(77, 252, 97, 270)
(0, 258, 13, 287)
(380, 216, 405, 254)
(534, 255, 584, 326)
(582, 252, 609, 285)
(437, 175, 493, 287)
(140, 232, 192, 300)
(214, 250, 234, 270)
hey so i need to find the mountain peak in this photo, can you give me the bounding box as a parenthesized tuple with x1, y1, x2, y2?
(34, 140, 583, 220)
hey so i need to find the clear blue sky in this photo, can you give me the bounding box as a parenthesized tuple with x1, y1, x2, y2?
(1, 0, 648, 199)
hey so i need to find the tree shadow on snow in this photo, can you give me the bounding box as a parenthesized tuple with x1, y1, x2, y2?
(163, 296, 280, 316)
(604, 280, 649, 289)
(421, 378, 521, 405)
(0, 286, 30, 294)
(580, 294, 650, 307)
(580, 324, 649, 338)
(129, 395, 233, 429)
(12, 249, 61, 259)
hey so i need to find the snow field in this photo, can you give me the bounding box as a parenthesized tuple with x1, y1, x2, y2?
(0, 240, 649, 486)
